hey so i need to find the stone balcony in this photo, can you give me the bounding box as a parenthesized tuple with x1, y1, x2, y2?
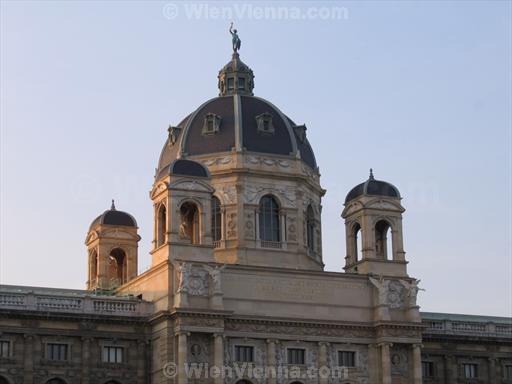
(421, 311, 512, 339)
(0, 284, 152, 318)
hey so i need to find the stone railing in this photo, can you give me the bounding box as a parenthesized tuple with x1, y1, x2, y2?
(423, 318, 512, 338)
(0, 290, 151, 318)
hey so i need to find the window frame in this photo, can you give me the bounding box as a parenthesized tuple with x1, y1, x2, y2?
(0, 340, 12, 358)
(44, 342, 70, 362)
(461, 363, 478, 379)
(338, 350, 356, 368)
(234, 345, 254, 363)
(258, 195, 280, 243)
(422, 361, 435, 378)
(102, 345, 124, 364)
(287, 348, 306, 365)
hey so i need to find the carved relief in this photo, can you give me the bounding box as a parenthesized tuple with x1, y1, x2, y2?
(244, 185, 296, 207)
(387, 280, 405, 309)
(151, 182, 168, 198)
(287, 216, 297, 242)
(220, 185, 236, 204)
(246, 156, 290, 168)
(390, 345, 408, 376)
(226, 212, 237, 238)
(170, 180, 211, 192)
(188, 333, 210, 364)
(203, 156, 232, 166)
(245, 211, 255, 239)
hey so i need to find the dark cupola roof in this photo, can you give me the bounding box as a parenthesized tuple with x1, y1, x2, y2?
(156, 49, 318, 181)
(345, 169, 401, 204)
(89, 200, 137, 230)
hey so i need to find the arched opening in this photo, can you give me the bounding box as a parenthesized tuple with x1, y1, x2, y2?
(235, 381, 252, 384)
(306, 205, 315, 253)
(89, 249, 98, 284)
(104, 381, 122, 384)
(375, 220, 392, 260)
(353, 223, 362, 262)
(108, 248, 127, 287)
(211, 197, 222, 246)
(157, 204, 166, 247)
(180, 202, 200, 244)
(259, 195, 280, 246)
(45, 379, 67, 384)
(0, 376, 10, 384)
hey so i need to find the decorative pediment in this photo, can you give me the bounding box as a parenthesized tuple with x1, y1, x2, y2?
(169, 179, 214, 193)
(365, 198, 404, 212)
(150, 182, 168, 199)
(85, 230, 99, 245)
(342, 201, 363, 217)
(101, 229, 140, 240)
(255, 112, 274, 135)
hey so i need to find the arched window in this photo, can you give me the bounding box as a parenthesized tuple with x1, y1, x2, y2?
(259, 195, 280, 244)
(45, 379, 67, 384)
(180, 202, 199, 244)
(306, 205, 315, 252)
(157, 204, 167, 247)
(375, 220, 392, 260)
(89, 249, 98, 286)
(211, 197, 222, 245)
(108, 248, 127, 287)
(351, 223, 362, 262)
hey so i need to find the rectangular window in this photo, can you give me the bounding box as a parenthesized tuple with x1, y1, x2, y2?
(505, 365, 512, 379)
(462, 363, 477, 378)
(422, 361, 434, 377)
(287, 348, 305, 365)
(227, 78, 234, 90)
(234, 345, 254, 362)
(46, 343, 68, 361)
(338, 351, 355, 367)
(0, 340, 10, 357)
(238, 78, 245, 90)
(102, 346, 123, 363)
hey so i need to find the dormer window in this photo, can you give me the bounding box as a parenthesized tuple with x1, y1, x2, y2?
(255, 112, 274, 135)
(227, 77, 234, 90)
(238, 77, 246, 90)
(202, 113, 222, 135)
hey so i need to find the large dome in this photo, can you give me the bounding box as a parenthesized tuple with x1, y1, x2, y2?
(156, 53, 317, 179)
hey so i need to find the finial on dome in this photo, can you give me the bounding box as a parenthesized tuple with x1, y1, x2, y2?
(111, 199, 116, 210)
(229, 22, 241, 52)
(369, 168, 374, 180)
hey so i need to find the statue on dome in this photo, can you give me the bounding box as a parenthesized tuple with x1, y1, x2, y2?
(230, 22, 241, 52)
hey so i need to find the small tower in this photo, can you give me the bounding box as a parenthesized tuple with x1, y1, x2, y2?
(342, 170, 407, 277)
(85, 200, 140, 290)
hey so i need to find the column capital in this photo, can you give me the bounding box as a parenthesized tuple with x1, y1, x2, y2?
(266, 338, 279, 344)
(176, 331, 191, 337)
(318, 341, 330, 347)
(412, 343, 423, 349)
(377, 342, 393, 348)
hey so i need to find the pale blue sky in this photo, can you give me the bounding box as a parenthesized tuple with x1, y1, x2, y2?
(1, 1, 510, 316)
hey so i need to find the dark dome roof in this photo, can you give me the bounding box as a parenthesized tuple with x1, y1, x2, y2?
(156, 95, 317, 179)
(156, 159, 209, 180)
(345, 170, 400, 204)
(89, 201, 137, 230)
(156, 53, 317, 180)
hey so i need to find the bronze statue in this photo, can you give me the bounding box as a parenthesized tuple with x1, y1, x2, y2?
(230, 22, 241, 52)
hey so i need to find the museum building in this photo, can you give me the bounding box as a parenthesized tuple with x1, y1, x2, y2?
(0, 39, 511, 384)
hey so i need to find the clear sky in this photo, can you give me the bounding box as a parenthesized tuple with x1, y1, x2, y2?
(1, 1, 510, 317)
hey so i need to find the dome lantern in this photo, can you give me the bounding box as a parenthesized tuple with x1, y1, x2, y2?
(218, 52, 254, 96)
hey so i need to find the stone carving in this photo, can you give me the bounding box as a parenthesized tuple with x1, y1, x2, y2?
(399, 279, 424, 307)
(245, 212, 254, 238)
(171, 180, 210, 192)
(227, 212, 237, 238)
(188, 267, 209, 296)
(203, 156, 232, 166)
(386, 280, 405, 309)
(189, 334, 209, 364)
(390, 345, 408, 376)
(246, 156, 290, 168)
(220, 185, 236, 204)
(151, 182, 167, 198)
(177, 262, 191, 293)
(287, 216, 297, 241)
(244, 184, 296, 207)
(369, 275, 390, 306)
(204, 264, 226, 293)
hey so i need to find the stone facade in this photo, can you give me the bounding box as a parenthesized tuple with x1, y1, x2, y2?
(1, 41, 511, 384)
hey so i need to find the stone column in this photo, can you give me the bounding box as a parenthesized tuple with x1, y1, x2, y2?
(213, 334, 224, 384)
(488, 357, 497, 383)
(177, 332, 189, 384)
(368, 344, 379, 384)
(81, 337, 91, 384)
(23, 334, 34, 384)
(137, 340, 146, 383)
(411, 344, 422, 384)
(380, 342, 392, 384)
(443, 354, 457, 384)
(280, 211, 287, 249)
(255, 209, 260, 247)
(266, 339, 277, 384)
(318, 342, 329, 384)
